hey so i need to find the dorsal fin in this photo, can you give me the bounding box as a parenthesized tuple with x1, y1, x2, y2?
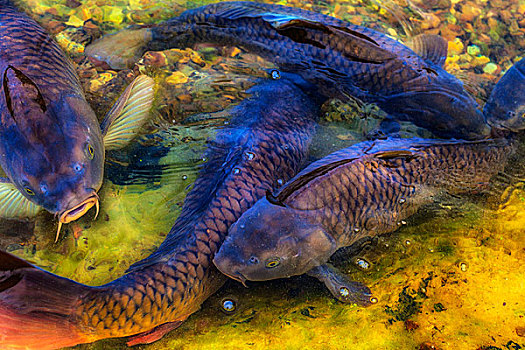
(407, 34, 448, 67)
(212, 4, 394, 64)
(2, 66, 47, 120)
(373, 150, 415, 160)
(274, 149, 418, 204)
(274, 19, 394, 64)
(275, 157, 359, 203)
(1, 66, 60, 147)
(0, 250, 35, 271)
(265, 190, 286, 207)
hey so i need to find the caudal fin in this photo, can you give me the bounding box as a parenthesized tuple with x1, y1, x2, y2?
(0, 250, 93, 350)
(85, 28, 152, 70)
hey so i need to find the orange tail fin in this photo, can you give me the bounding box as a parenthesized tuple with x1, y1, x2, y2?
(0, 250, 92, 350)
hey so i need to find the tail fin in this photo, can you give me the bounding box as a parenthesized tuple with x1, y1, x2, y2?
(85, 28, 151, 70)
(0, 250, 92, 350)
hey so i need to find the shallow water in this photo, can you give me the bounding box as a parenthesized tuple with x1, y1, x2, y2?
(2, 0, 524, 349)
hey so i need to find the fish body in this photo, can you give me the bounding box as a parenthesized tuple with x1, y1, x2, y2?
(0, 1, 154, 235)
(0, 1, 104, 220)
(484, 57, 525, 132)
(87, 1, 489, 139)
(0, 73, 321, 349)
(213, 137, 513, 295)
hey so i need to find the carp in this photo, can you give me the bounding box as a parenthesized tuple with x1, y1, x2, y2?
(214, 137, 513, 304)
(0, 0, 154, 240)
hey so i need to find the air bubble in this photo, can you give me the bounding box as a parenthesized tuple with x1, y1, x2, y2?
(245, 152, 255, 161)
(233, 168, 241, 175)
(355, 258, 370, 270)
(221, 298, 236, 314)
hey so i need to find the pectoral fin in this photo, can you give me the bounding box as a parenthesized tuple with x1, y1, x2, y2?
(407, 34, 448, 67)
(0, 179, 41, 219)
(126, 320, 184, 346)
(307, 263, 372, 305)
(101, 75, 155, 151)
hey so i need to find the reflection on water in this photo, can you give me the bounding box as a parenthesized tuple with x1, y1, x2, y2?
(1, 0, 524, 349)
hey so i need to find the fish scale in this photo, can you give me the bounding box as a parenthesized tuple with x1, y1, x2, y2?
(0, 5, 80, 96)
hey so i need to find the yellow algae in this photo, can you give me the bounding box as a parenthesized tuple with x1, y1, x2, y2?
(88, 72, 117, 92)
(123, 190, 523, 350)
(65, 14, 85, 27)
(15, 175, 195, 285)
(229, 47, 242, 58)
(448, 38, 465, 55)
(55, 32, 85, 54)
(166, 71, 189, 85)
(100, 5, 125, 25)
(387, 27, 398, 37)
(472, 55, 491, 66)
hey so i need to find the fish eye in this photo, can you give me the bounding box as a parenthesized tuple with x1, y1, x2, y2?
(86, 144, 95, 160)
(248, 256, 259, 264)
(24, 187, 35, 196)
(265, 258, 280, 268)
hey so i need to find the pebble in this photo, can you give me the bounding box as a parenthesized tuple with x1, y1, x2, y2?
(166, 72, 189, 85)
(467, 45, 480, 56)
(483, 62, 498, 74)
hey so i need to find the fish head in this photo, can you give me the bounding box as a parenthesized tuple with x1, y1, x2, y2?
(484, 58, 525, 132)
(214, 197, 336, 283)
(384, 67, 491, 139)
(0, 66, 104, 222)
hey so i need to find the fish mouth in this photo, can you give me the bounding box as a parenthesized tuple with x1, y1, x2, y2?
(487, 111, 525, 134)
(223, 270, 248, 288)
(55, 193, 99, 242)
